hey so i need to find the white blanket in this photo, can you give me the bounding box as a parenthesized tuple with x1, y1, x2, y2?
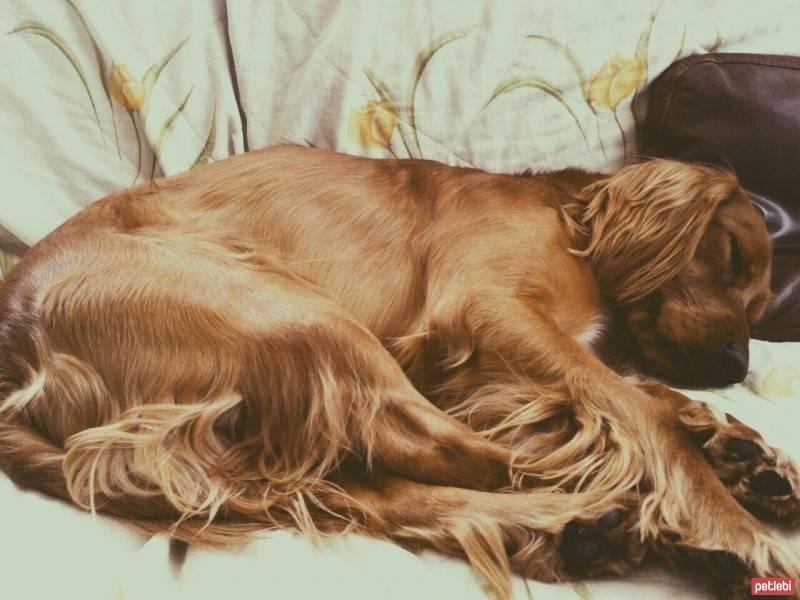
(1, 1, 799, 598)
(1, 340, 798, 600)
(3, 0, 800, 246)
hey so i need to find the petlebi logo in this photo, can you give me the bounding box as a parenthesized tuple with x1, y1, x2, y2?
(751, 577, 796, 596)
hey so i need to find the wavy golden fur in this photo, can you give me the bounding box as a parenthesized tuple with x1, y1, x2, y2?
(0, 146, 797, 599)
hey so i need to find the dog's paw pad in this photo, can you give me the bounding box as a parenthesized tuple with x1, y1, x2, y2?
(596, 508, 623, 529)
(560, 520, 607, 573)
(561, 519, 606, 569)
(726, 437, 763, 461)
(558, 509, 644, 578)
(701, 424, 800, 525)
(748, 470, 793, 497)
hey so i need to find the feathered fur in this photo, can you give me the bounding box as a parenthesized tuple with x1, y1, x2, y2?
(0, 147, 795, 600)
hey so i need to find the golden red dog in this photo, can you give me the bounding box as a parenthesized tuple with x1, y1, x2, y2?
(0, 146, 797, 598)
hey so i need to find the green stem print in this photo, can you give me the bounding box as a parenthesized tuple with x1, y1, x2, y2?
(65, 0, 121, 158)
(8, 21, 106, 146)
(405, 27, 475, 157)
(129, 110, 142, 186)
(612, 107, 628, 164)
(526, 34, 606, 157)
(10, 1, 219, 185)
(357, 27, 474, 159)
(355, 20, 668, 164)
(192, 103, 217, 168)
(484, 75, 590, 153)
(526, 34, 594, 112)
(517, 3, 675, 165)
(151, 86, 194, 178)
(140, 37, 189, 120)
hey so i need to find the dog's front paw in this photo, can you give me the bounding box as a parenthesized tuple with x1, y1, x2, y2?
(701, 414, 800, 527)
(659, 545, 799, 600)
(678, 400, 800, 526)
(661, 548, 754, 600)
(557, 507, 646, 579)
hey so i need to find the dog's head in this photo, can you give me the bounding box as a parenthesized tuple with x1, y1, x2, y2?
(573, 160, 771, 386)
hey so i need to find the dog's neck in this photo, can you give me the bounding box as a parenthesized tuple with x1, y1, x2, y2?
(529, 169, 654, 377)
(529, 168, 603, 249)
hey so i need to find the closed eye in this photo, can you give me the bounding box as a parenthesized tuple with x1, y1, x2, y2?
(729, 235, 743, 282)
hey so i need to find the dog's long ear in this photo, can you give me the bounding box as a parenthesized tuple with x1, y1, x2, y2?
(568, 160, 737, 304)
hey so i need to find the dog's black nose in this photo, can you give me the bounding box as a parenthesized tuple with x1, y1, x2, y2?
(715, 343, 749, 385)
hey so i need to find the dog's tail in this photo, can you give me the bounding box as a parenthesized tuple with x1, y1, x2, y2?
(0, 334, 369, 547)
(0, 412, 71, 500)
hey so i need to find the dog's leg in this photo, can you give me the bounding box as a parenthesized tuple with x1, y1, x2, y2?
(426, 294, 799, 596)
(332, 469, 645, 599)
(643, 386, 799, 599)
(642, 385, 800, 599)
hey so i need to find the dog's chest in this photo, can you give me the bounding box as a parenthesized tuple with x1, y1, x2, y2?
(534, 254, 607, 354)
(572, 314, 608, 352)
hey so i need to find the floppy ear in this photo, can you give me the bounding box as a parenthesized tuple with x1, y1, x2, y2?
(567, 160, 737, 304)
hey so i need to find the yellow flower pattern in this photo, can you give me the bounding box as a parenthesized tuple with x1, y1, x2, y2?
(108, 62, 145, 111)
(9, 4, 212, 186)
(348, 100, 398, 149)
(589, 54, 645, 110)
(356, 13, 677, 164)
(761, 367, 800, 398)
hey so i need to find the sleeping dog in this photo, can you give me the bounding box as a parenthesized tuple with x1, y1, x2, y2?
(0, 146, 797, 598)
